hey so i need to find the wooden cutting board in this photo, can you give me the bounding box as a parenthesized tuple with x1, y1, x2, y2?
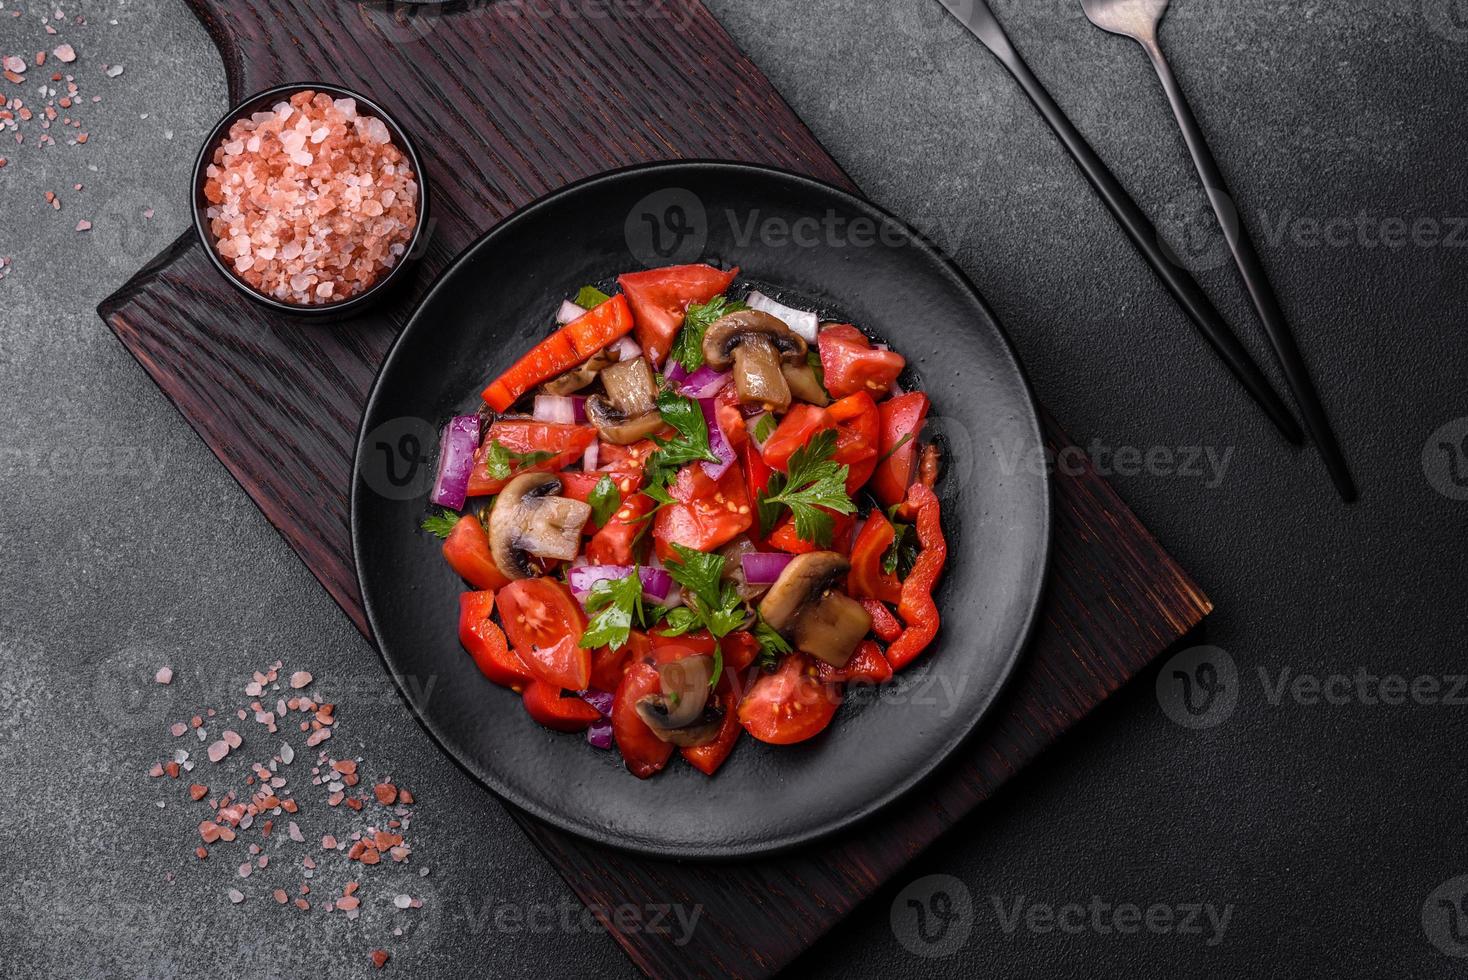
(98, 1, 1211, 976)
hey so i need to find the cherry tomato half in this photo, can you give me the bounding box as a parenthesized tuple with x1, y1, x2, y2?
(612, 661, 676, 778)
(737, 654, 841, 745)
(495, 578, 590, 692)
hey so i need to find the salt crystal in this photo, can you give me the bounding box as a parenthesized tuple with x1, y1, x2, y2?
(237, 863, 252, 878)
(279, 743, 294, 765)
(222, 729, 242, 749)
(227, 889, 244, 904)
(52, 44, 74, 63)
(104, 64, 122, 77)
(74, 219, 90, 232)
(3, 56, 24, 74)
(207, 740, 229, 763)
(288, 822, 304, 843)
(393, 894, 411, 909)
(289, 671, 312, 689)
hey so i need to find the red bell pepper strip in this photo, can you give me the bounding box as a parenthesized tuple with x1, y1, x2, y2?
(522, 682, 604, 733)
(870, 392, 931, 507)
(859, 597, 903, 643)
(442, 515, 512, 592)
(847, 510, 902, 604)
(885, 484, 947, 671)
(458, 591, 531, 689)
(482, 294, 634, 411)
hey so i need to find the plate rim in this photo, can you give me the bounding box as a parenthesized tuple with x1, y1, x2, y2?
(351, 159, 1053, 860)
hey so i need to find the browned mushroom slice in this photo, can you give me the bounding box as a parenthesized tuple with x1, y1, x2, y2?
(781, 360, 830, 406)
(486, 472, 593, 580)
(541, 347, 620, 396)
(758, 551, 872, 668)
(701, 309, 809, 413)
(585, 356, 664, 444)
(633, 654, 723, 747)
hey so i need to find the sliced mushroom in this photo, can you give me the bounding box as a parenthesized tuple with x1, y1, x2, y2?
(702, 310, 809, 413)
(793, 591, 872, 668)
(584, 356, 664, 444)
(487, 472, 593, 580)
(634, 655, 723, 747)
(781, 360, 830, 406)
(542, 347, 620, 396)
(758, 551, 872, 668)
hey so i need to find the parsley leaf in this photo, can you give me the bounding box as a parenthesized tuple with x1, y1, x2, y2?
(669, 296, 748, 373)
(660, 544, 748, 687)
(587, 475, 622, 527)
(752, 614, 792, 670)
(750, 412, 777, 445)
(756, 430, 855, 547)
(883, 519, 921, 578)
(579, 572, 644, 650)
(644, 390, 719, 489)
(483, 440, 555, 482)
(806, 349, 827, 392)
(420, 509, 461, 539)
(573, 285, 612, 309)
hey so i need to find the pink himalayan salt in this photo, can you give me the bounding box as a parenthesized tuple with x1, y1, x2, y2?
(202, 90, 417, 306)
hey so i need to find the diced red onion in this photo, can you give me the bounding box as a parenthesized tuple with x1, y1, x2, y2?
(742, 552, 795, 585)
(586, 718, 613, 749)
(746, 290, 818, 342)
(677, 366, 731, 399)
(664, 361, 690, 384)
(699, 398, 736, 480)
(581, 439, 599, 471)
(579, 689, 614, 717)
(611, 335, 642, 361)
(429, 415, 480, 510)
(567, 565, 674, 605)
(556, 299, 586, 325)
(533, 394, 577, 425)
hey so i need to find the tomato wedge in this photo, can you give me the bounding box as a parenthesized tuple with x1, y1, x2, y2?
(612, 661, 675, 778)
(715, 383, 748, 451)
(817, 323, 905, 399)
(768, 510, 855, 556)
(617, 264, 738, 367)
(828, 391, 880, 495)
(848, 510, 902, 604)
(590, 630, 650, 692)
(870, 392, 931, 507)
(681, 687, 742, 776)
(482, 294, 635, 411)
(522, 682, 603, 732)
(458, 591, 531, 688)
(442, 515, 512, 592)
(495, 578, 590, 691)
(651, 463, 752, 562)
(814, 640, 893, 685)
(760, 404, 834, 472)
(586, 491, 656, 566)
(597, 439, 658, 481)
(737, 654, 841, 744)
(466, 421, 597, 497)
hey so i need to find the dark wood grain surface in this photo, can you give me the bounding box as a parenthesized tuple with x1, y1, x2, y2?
(98, 1, 1210, 976)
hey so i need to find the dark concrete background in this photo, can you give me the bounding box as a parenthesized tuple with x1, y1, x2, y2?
(3, 0, 1467, 976)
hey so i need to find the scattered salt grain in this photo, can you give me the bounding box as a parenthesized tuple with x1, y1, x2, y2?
(227, 889, 244, 904)
(52, 44, 74, 63)
(74, 219, 89, 232)
(393, 893, 411, 909)
(289, 671, 312, 689)
(104, 64, 122, 77)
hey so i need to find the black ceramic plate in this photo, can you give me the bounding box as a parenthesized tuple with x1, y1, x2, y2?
(352, 162, 1051, 860)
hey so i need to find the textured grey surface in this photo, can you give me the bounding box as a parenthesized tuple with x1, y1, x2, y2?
(3, 0, 1467, 977)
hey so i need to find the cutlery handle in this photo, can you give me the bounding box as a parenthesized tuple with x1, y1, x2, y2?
(992, 48, 1303, 445)
(1146, 46, 1356, 500)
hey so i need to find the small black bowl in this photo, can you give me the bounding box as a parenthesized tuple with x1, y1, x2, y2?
(190, 82, 430, 320)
